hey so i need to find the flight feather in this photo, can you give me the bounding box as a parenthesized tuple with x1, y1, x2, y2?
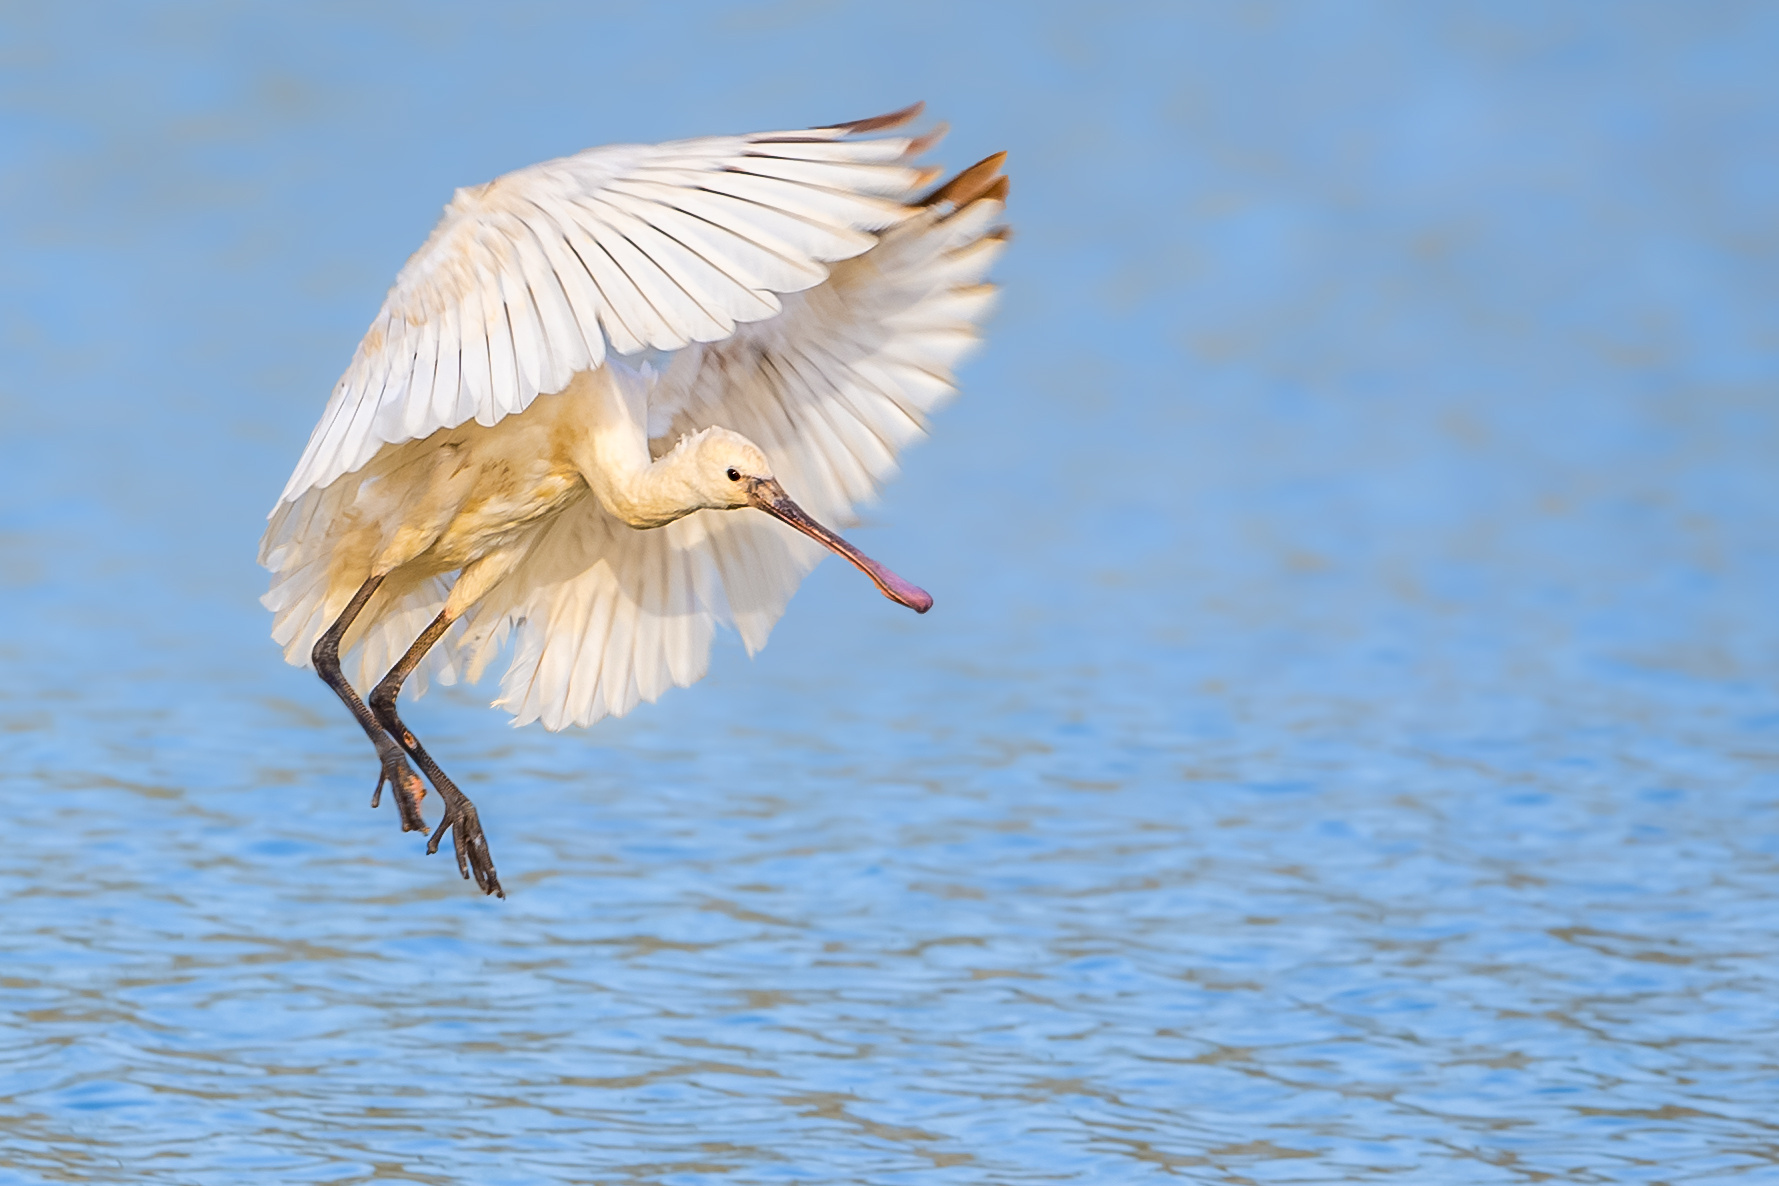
(279, 111, 939, 505)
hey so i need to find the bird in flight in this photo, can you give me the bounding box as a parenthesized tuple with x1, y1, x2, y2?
(260, 104, 1008, 897)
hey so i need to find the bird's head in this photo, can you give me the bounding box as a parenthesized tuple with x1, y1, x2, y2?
(684, 427, 775, 510)
(680, 427, 933, 614)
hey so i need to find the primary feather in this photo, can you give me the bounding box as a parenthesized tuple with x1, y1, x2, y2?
(280, 111, 934, 503)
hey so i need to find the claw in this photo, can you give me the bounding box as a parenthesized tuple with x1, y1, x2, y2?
(426, 799, 503, 897)
(373, 751, 428, 832)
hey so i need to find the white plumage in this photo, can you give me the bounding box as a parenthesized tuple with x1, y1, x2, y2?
(279, 116, 941, 503)
(259, 105, 1008, 895)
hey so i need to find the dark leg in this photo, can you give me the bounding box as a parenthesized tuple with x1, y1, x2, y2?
(312, 574, 429, 834)
(369, 612, 504, 898)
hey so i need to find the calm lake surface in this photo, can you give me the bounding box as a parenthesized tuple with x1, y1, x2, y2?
(4, 4, 1779, 1182)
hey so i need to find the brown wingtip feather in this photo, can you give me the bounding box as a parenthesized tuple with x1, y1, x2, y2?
(902, 123, 948, 159)
(920, 151, 1009, 208)
(826, 101, 926, 134)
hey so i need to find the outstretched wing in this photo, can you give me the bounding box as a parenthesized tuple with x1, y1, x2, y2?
(455, 157, 1010, 729)
(651, 153, 1009, 528)
(278, 104, 938, 505)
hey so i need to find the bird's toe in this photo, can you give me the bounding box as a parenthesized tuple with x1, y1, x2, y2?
(373, 751, 428, 832)
(427, 796, 504, 898)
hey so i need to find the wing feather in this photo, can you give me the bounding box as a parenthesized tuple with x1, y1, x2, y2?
(577, 196, 734, 341)
(598, 188, 798, 301)
(601, 570, 640, 717)
(730, 155, 928, 196)
(742, 139, 918, 165)
(482, 244, 522, 420)
(498, 251, 545, 406)
(608, 182, 832, 287)
(324, 337, 388, 486)
(648, 169, 901, 238)
(509, 223, 585, 382)
(366, 321, 415, 444)
(557, 199, 676, 350)
(401, 315, 440, 440)
(275, 116, 935, 504)
(455, 263, 495, 424)
(515, 200, 610, 370)
(583, 195, 777, 326)
(430, 300, 462, 425)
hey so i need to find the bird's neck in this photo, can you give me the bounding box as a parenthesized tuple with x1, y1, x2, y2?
(566, 367, 702, 530)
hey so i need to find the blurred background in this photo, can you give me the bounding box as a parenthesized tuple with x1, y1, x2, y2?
(3, 2, 1778, 1181)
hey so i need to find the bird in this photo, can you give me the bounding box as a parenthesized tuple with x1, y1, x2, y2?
(259, 103, 1008, 898)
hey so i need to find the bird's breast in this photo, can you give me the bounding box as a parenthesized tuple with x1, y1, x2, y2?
(428, 462, 587, 568)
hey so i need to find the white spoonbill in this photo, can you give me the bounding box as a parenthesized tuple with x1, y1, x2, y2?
(260, 104, 1009, 897)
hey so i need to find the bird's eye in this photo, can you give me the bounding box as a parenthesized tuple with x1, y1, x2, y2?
(726, 467, 741, 482)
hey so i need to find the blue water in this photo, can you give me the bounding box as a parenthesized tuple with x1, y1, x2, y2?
(5, 3, 1779, 1181)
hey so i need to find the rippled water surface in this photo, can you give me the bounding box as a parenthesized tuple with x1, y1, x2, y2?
(5, 4, 1779, 1182)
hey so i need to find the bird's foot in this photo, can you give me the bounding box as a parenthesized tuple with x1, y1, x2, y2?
(428, 791, 504, 898)
(370, 749, 429, 833)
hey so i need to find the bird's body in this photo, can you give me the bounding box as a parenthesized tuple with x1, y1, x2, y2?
(260, 105, 1007, 895)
